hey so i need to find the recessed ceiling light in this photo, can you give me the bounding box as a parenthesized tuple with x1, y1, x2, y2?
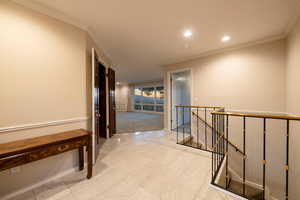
(222, 35, 231, 42)
(183, 30, 193, 38)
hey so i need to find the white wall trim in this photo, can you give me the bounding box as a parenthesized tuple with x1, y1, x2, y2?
(215, 156, 227, 184)
(0, 117, 89, 134)
(163, 35, 285, 67)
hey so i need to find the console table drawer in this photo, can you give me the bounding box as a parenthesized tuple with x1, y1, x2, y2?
(0, 129, 93, 179)
(28, 138, 87, 161)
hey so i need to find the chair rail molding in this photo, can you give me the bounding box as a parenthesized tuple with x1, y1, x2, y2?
(0, 117, 89, 134)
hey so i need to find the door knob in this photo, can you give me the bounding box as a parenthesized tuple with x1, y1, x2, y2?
(96, 114, 101, 117)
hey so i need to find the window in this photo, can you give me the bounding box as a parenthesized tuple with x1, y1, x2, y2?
(155, 86, 164, 105)
(134, 88, 142, 104)
(134, 86, 164, 112)
(142, 87, 155, 104)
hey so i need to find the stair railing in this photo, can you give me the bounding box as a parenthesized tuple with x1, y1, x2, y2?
(192, 110, 244, 155)
(175, 105, 244, 155)
(175, 105, 223, 152)
(211, 110, 300, 200)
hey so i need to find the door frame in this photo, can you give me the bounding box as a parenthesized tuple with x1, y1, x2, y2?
(167, 67, 194, 131)
(92, 48, 97, 163)
(92, 48, 110, 163)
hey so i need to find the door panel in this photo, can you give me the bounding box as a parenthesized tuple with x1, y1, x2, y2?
(98, 63, 107, 138)
(108, 68, 116, 137)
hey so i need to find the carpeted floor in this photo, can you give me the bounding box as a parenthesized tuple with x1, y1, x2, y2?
(116, 112, 164, 133)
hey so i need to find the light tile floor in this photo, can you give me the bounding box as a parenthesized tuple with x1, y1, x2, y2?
(10, 130, 238, 200)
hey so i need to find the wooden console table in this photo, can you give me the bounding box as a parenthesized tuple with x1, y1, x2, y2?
(0, 129, 93, 179)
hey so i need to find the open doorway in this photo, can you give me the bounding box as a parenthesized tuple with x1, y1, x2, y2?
(92, 48, 116, 163)
(115, 82, 164, 133)
(170, 69, 192, 130)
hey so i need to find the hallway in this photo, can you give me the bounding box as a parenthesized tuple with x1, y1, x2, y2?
(11, 130, 239, 200)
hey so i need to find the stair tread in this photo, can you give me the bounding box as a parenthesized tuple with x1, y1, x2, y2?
(228, 180, 264, 200)
(181, 137, 203, 148)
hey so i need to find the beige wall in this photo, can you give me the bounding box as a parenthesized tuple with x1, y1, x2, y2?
(164, 39, 287, 129)
(0, 1, 111, 197)
(116, 84, 129, 111)
(164, 39, 288, 198)
(286, 18, 300, 200)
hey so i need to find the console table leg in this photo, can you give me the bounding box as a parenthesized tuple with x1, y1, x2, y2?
(87, 135, 93, 179)
(78, 147, 84, 171)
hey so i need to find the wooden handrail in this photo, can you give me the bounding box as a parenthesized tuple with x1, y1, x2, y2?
(211, 111, 300, 121)
(192, 111, 244, 155)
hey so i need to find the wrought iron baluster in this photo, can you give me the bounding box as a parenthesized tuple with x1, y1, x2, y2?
(226, 114, 229, 189)
(212, 113, 214, 178)
(176, 106, 178, 144)
(205, 108, 207, 150)
(243, 116, 246, 196)
(217, 114, 219, 165)
(183, 107, 185, 145)
(190, 107, 192, 146)
(197, 108, 199, 148)
(286, 120, 290, 200)
(263, 118, 266, 200)
(222, 114, 225, 157)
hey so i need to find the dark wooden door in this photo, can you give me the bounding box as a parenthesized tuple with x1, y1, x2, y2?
(108, 68, 116, 137)
(98, 62, 107, 138)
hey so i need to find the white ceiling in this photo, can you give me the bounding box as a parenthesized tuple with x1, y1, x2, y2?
(15, 0, 300, 83)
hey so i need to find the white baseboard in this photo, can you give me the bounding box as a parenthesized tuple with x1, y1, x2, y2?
(215, 156, 227, 184)
(1, 164, 85, 200)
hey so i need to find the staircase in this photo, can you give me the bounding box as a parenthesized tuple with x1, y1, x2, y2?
(174, 105, 300, 200)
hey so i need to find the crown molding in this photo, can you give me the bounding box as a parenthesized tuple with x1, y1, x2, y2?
(11, 0, 297, 71)
(163, 34, 285, 67)
(11, 0, 88, 30)
(87, 27, 114, 66)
